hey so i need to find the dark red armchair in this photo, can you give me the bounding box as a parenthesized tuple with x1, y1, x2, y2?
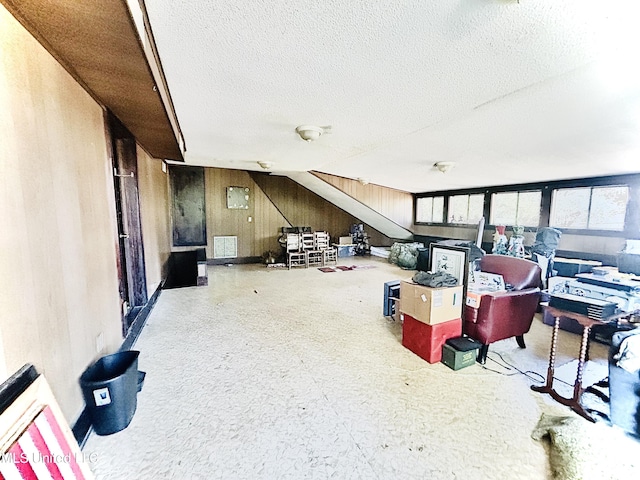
(463, 254, 542, 364)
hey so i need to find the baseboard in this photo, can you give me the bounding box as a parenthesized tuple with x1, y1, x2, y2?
(71, 409, 93, 449)
(208, 256, 261, 265)
(0, 364, 39, 416)
(120, 281, 163, 352)
(72, 280, 164, 449)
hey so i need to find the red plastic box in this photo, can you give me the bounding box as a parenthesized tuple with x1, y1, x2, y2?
(402, 314, 462, 363)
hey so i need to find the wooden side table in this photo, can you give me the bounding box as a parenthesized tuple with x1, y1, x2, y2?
(531, 306, 608, 422)
(532, 306, 635, 422)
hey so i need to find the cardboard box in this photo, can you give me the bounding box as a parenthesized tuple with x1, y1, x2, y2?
(402, 315, 462, 363)
(399, 282, 463, 325)
(442, 343, 477, 370)
(338, 236, 353, 245)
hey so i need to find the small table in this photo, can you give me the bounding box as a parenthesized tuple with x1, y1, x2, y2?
(532, 306, 635, 421)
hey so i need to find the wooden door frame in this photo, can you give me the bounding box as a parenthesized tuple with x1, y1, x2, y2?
(107, 112, 148, 335)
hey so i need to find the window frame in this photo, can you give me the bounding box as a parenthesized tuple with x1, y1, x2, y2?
(549, 184, 630, 233)
(413, 174, 640, 237)
(414, 195, 446, 225)
(489, 189, 543, 229)
(447, 193, 485, 226)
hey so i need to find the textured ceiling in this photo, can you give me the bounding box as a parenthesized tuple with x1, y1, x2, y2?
(146, 0, 640, 193)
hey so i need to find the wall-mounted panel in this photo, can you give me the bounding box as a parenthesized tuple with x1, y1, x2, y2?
(170, 166, 206, 246)
(213, 236, 238, 259)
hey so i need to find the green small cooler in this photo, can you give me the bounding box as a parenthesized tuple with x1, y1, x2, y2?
(442, 337, 481, 370)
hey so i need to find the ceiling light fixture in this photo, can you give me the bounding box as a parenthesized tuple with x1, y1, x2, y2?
(434, 161, 456, 174)
(257, 161, 273, 170)
(295, 125, 327, 142)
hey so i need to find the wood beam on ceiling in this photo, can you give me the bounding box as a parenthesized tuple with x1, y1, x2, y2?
(1, 0, 184, 161)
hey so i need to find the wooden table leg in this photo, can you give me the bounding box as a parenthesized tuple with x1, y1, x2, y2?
(574, 326, 590, 400)
(531, 316, 595, 422)
(566, 325, 595, 422)
(532, 315, 560, 394)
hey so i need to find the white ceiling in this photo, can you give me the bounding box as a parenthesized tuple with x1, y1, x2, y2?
(146, 0, 640, 193)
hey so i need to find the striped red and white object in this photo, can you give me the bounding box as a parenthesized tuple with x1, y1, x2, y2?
(0, 406, 89, 480)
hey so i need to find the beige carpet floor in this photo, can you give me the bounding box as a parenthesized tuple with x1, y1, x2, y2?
(83, 256, 633, 479)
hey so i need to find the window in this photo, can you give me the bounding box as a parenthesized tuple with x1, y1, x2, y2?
(490, 191, 541, 227)
(416, 196, 444, 223)
(550, 185, 628, 230)
(448, 194, 484, 224)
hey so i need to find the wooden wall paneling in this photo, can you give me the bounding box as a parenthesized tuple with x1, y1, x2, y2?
(206, 168, 224, 258)
(198, 168, 396, 261)
(202, 168, 288, 260)
(258, 186, 273, 249)
(137, 149, 171, 297)
(253, 193, 263, 255)
(248, 170, 291, 257)
(228, 170, 252, 258)
(251, 173, 393, 246)
(0, 4, 122, 421)
(253, 185, 283, 256)
(206, 167, 219, 256)
(312, 172, 413, 229)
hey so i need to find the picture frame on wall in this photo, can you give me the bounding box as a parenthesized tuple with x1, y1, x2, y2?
(428, 244, 470, 287)
(226, 186, 250, 209)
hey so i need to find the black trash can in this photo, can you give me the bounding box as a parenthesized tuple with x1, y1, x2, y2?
(80, 350, 145, 436)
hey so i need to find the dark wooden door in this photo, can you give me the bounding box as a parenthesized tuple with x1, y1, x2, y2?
(110, 114, 147, 335)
